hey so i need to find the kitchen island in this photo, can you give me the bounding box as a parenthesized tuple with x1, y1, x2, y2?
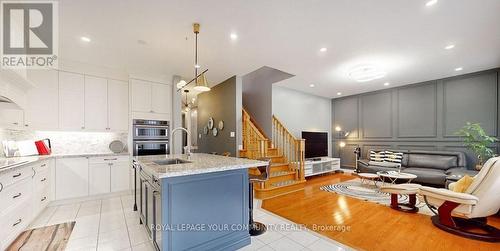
(132, 153, 268, 251)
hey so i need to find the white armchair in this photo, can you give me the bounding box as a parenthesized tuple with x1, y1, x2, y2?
(419, 156, 500, 242)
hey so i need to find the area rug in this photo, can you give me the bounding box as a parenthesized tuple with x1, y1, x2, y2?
(6, 221, 76, 251)
(320, 179, 433, 215)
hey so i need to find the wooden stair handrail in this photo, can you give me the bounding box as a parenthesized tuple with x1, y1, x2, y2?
(272, 115, 306, 181)
(242, 108, 269, 159)
(243, 108, 270, 140)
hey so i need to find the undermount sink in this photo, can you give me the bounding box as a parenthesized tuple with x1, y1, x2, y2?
(153, 158, 191, 165)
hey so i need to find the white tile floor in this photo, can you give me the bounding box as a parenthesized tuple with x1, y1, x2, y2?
(29, 194, 352, 251)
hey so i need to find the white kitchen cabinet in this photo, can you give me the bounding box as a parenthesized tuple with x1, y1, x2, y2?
(85, 75, 108, 130)
(111, 161, 130, 192)
(108, 80, 129, 131)
(89, 163, 111, 195)
(130, 79, 152, 113)
(59, 72, 85, 130)
(151, 83, 172, 114)
(25, 69, 59, 129)
(55, 157, 89, 200)
(32, 160, 52, 217)
(0, 104, 24, 129)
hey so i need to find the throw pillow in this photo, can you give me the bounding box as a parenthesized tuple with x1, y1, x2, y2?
(384, 151, 403, 165)
(369, 150, 385, 162)
(452, 175, 474, 193)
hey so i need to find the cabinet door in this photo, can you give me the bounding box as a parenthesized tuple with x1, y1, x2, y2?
(55, 157, 89, 200)
(111, 161, 130, 192)
(130, 79, 152, 112)
(108, 80, 129, 131)
(59, 72, 85, 130)
(25, 69, 59, 129)
(0, 105, 24, 128)
(89, 163, 111, 195)
(85, 75, 108, 130)
(151, 83, 171, 114)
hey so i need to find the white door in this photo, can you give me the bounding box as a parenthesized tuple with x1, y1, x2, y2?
(0, 105, 24, 128)
(25, 69, 59, 129)
(85, 75, 108, 130)
(151, 83, 171, 114)
(130, 79, 152, 112)
(108, 80, 129, 131)
(59, 72, 85, 130)
(89, 163, 111, 195)
(110, 161, 130, 192)
(55, 157, 89, 200)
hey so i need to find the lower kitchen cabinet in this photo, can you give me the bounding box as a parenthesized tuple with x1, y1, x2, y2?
(89, 156, 130, 195)
(89, 163, 111, 195)
(56, 157, 89, 200)
(111, 161, 130, 192)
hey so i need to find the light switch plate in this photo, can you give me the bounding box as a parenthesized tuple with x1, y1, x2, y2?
(230, 132, 235, 137)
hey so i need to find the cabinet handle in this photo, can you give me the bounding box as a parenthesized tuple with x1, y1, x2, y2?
(13, 193, 22, 199)
(41, 196, 47, 201)
(81, 126, 85, 129)
(24, 124, 29, 127)
(41, 164, 47, 167)
(13, 122, 18, 125)
(150, 110, 154, 113)
(104, 158, 117, 161)
(41, 178, 47, 182)
(13, 173, 21, 178)
(13, 219, 22, 226)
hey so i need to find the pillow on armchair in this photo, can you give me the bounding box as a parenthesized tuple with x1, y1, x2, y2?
(451, 175, 474, 193)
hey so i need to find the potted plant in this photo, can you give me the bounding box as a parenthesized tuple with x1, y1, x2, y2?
(455, 122, 498, 170)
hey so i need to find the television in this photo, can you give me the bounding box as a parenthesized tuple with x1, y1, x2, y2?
(301, 131, 328, 159)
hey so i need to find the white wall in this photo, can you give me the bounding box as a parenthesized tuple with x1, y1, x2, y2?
(272, 86, 332, 157)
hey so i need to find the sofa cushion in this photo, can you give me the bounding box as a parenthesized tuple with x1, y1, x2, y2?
(403, 167, 447, 185)
(360, 165, 398, 173)
(408, 154, 457, 170)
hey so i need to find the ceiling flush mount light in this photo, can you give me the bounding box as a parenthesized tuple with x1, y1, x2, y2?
(337, 92, 342, 96)
(230, 33, 238, 40)
(309, 84, 315, 88)
(426, 0, 438, 7)
(384, 82, 390, 86)
(80, 36, 91, 42)
(320, 47, 327, 52)
(445, 44, 455, 50)
(455, 67, 463, 71)
(349, 65, 386, 82)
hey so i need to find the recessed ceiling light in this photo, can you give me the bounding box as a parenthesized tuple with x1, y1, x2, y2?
(194, 64, 201, 69)
(309, 84, 315, 88)
(384, 82, 390, 86)
(80, 36, 91, 42)
(455, 67, 463, 71)
(337, 92, 342, 96)
(230, 33, 238, 40)
(445, 44, 455, 50)
(319, 47, 327, 52)
(349, 65, 386, 82)
(426, 0, 438, 7)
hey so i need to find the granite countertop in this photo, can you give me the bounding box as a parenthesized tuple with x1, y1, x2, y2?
(0, 152, 130, 173)
(134, 153, 268, 178)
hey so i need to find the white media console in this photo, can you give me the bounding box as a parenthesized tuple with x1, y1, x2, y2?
(304, 157, 341, 177)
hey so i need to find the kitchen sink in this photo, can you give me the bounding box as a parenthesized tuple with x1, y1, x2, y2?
(153, 158, 191, 165)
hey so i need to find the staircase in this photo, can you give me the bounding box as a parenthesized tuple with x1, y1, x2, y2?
(241, 109, 306, 199)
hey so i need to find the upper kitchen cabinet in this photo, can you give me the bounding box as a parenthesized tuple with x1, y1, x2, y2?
(0, 104, 24, 129)
(108, 80, 129, 131)
(59, 72, 85, 130)
(130, 79, 172, 119)
(84, 75, 108, 130)
(130, 79, 152, 113)
(151, 83, 172, 114)
(24, 69, 59, 130)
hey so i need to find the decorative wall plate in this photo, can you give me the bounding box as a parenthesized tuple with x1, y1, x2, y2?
(218, 120, 224, 130)
(208, 117, 214, 129)
(203, 126, 208, 135)
(212, 127, 218, 136)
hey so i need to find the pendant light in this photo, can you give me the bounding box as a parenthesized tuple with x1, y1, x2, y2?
(192, 23, 211, 92)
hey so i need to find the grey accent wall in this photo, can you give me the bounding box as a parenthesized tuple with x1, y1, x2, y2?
(197, 76, 239, 156)
(272, 86, 332, 156)
(332, 68, 499, 169)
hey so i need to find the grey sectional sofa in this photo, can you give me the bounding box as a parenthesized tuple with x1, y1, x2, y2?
(358, 150, 478, 187)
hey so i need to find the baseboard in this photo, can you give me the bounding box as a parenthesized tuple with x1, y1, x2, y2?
(48, 190, 133, 207)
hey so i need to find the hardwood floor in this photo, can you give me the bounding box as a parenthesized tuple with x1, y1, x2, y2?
(261, 173, 500, 251)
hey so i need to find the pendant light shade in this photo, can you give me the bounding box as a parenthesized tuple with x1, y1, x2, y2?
(194, 73, 211, 92)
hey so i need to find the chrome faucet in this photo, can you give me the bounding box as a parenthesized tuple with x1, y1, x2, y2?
(170, 127, 191, 156)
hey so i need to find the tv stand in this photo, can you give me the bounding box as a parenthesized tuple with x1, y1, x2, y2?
(304, 157, 340, 177)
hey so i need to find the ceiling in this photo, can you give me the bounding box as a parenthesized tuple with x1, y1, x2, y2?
(58, 0, 500, 98)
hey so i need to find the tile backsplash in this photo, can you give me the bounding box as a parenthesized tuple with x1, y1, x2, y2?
(0, 128, 128, 157)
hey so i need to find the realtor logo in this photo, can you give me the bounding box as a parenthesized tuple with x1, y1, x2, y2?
(1, 1, 58, 68)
